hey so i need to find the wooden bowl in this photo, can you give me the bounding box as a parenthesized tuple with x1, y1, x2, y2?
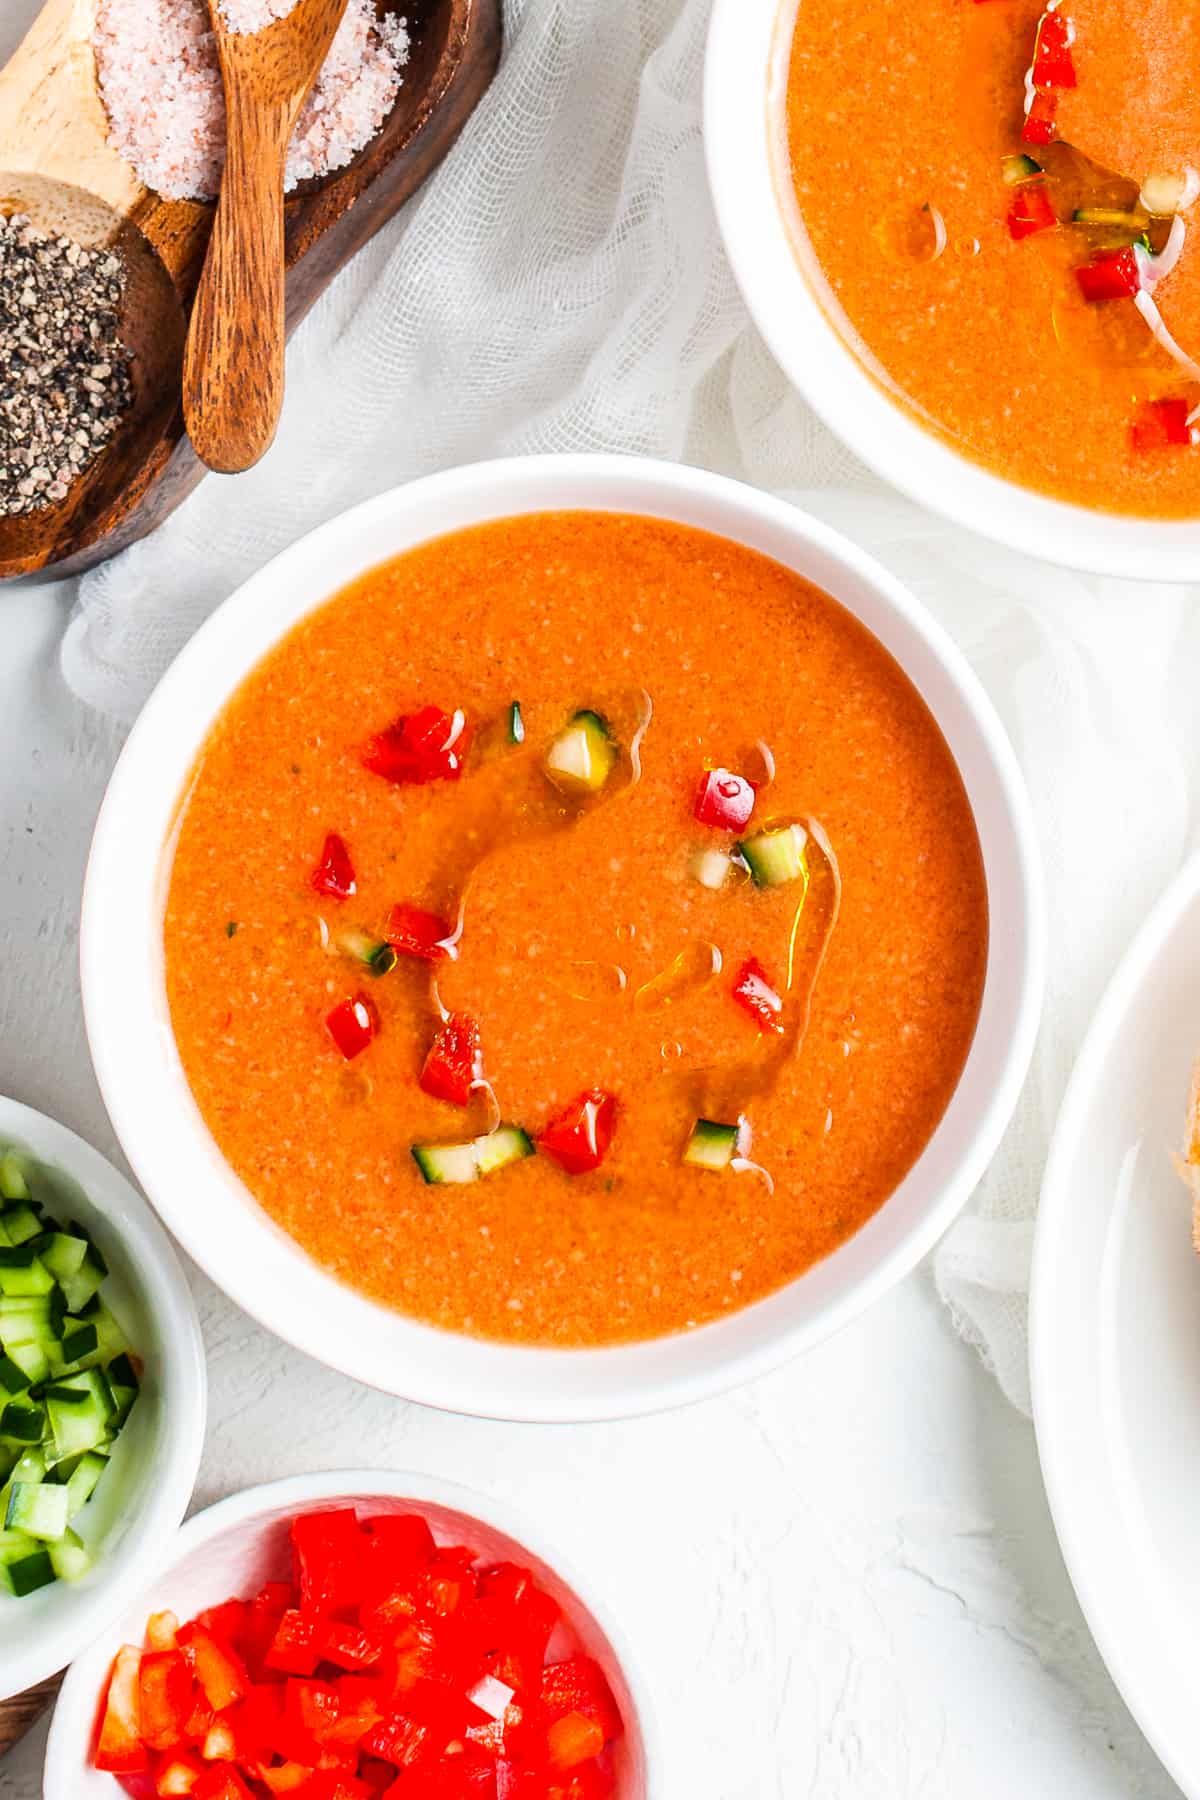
(0, 0, 502, 583)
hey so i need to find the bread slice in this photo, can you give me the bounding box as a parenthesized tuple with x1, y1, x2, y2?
(1174, 1057, 1200, 1252)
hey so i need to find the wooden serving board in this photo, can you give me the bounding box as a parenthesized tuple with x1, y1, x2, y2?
(0, 1671, 64, 1756)
(0, 0, 502, 583)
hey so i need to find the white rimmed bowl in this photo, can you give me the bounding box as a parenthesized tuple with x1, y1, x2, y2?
(43, 1468, 659, 1798)
(704, 0, 1200, 580)
(80, 452, 1045, 1422)
(0, 1097, 205, 1701)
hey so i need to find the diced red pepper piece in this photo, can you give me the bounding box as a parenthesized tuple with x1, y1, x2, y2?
(266, 1611, 322, 1678)
(385, 904, 455, 963)
(195, 1600, 248, 1645)
(539, 1658, 622, 1744)
(323, 1676, 388, 1748)
(154, 1751, 204, 1796)
(361, 707, 470, 787)
(225, 1683, 285, 1761)
(138, 1650, 195, 1753)
(325, 993, 379, 1060)
(97, 1646, 149, 1774)
(547, 1712, 606, 1770)
(311, 834, 357, 901)
(291, 1509, 364, 1617)
(182, 1695, 216, 1745)
(1032, 10, 1076, 87)
(1006, 182, 1056, 240)
(117, 1777, 158, 1800)
(363, 1513, 436, 1579)
(242, 1583, 293, 1679)
(1022, 91, 1058, 144)
(146, 1612, 181, 1653)
(475, 1564, 559, 1694)
(177, 1624, 250, 1715)
(363, 1712, 431, 1769)
(731, 957, 785, 1036)
(1130, 397, 1194, 451)
(1076, 245, 1142, 302)
(257, 1766, 315, 1797)
(419, 1013, 482, 1105)
(537, 1089, 616, 1176)
(201, 1720, 236, 1762)
(693, 768, 755, 832)
(378, 1623, 439, 1696)
(314, 1620, 387, 1671)
(192, 1769, 255, 1800)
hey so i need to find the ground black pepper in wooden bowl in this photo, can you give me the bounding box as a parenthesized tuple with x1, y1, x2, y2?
(0, 213, 132, 518)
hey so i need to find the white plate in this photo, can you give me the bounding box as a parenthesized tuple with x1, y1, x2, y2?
(1032, 851, 1200, 1797)
(0, 1098, 205, 1699)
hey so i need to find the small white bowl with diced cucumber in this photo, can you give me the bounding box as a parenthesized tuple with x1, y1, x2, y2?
(0, 1098, 205, 1701)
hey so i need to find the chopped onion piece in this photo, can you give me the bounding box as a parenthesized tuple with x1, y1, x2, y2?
(469, 1675, 514, 1720)
(691, 847, 732, 891)
(1133, 289, 1200, 385)
(1140, 169, 1200, 217)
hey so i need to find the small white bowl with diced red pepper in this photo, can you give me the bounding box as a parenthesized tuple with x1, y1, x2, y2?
(43, 1468, 659, 1800)
(0, 1097, 205, 1701)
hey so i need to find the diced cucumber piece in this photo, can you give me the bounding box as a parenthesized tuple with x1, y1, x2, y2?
(412, 1125, 535, 1186)
(5, 1341, 50, 1385)
(106, 1353, 139, 1428)
(0, 1529, 55, 1596)
(59, 1244, 108, 1316)
(0, 1399, 45, 1444)
(473, 1125, 535, 1177)
(0, 1290, 66, 1349)
(49, 1528, 93, 1583)
(544, 710, 616, 796)
(336, 929, 398, 978)
(507, 701, 526, 745)
(0, 1203, 40, 1245)
(58, 1320, 100, 1367)
(63, 1449, 108, 1518)
(73, 1300, 127, 1362)
(0, 1354, 30, 1399)
(0, 1156, 31, 1203)
(44, 1371, 113, 1460)
(6, 1449, 47, 1488)
(737, 823, 808, 888)
(6, 1481, 70, 1541)
(0, 1247, 55, 1298)
(412, 1141, 480, 1186)
(1072, 206, 1148, 229)
(1002, 152, 1042, 185)
(35, 1233, 88, 1286)
(683, 1118, 743, 1173)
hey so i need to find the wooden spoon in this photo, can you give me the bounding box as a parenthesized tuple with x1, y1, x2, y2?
(183, 0, 351, 473)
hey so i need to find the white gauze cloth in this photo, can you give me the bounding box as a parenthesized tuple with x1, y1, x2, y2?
(54, 0, 1200, 1414)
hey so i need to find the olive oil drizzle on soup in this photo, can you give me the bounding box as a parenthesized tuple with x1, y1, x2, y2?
(164, 513, 988, 1346)
(784, 0, 1200, 517)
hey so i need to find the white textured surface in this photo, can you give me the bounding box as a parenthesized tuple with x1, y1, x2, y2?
(0, 580, 1183, 1799)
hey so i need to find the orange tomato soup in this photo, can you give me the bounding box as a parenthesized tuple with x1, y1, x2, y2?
(164, 513, 988, 1346)
(784, 0, 1200, 516)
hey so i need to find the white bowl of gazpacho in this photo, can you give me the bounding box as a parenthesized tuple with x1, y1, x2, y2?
(44, 1467, 655, 1798)
(80, 454, 1043, 1420)
(706, 0, 1200, 578)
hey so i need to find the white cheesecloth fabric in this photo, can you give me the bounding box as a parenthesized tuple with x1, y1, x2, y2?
(54, 0, 1200, 1415)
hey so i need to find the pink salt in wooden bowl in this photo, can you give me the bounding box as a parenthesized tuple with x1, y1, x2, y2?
(0, 0, 501, 584)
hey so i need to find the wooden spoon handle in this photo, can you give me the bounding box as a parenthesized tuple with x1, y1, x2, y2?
(0, 1673, 64, 1757)
(183, 103, 289, 474)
